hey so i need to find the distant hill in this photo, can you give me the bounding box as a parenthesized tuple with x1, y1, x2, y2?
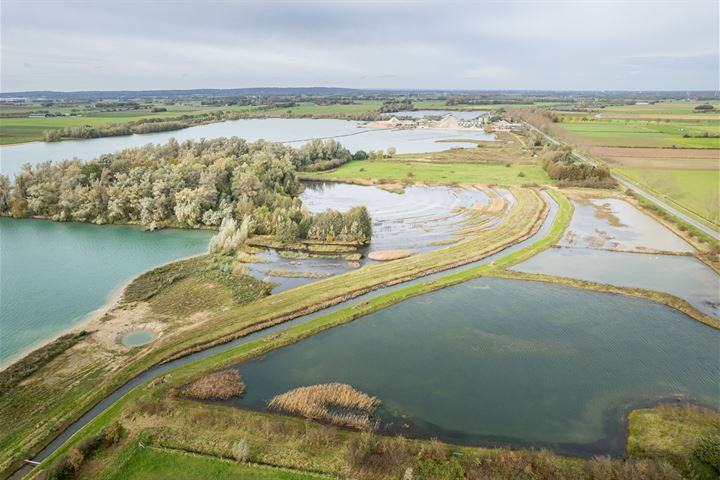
(0, 88, 716, 101)
(0, 87, 365, 100)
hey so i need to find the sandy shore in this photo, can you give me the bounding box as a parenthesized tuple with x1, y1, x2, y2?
(0, 252, 208, 371)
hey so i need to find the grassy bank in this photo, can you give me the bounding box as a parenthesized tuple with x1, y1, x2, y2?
(307, 160, 549, 185)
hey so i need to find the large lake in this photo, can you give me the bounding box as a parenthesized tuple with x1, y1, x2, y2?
(230, 277, 719, 456)
(0, 218, 212, 365)
(0, 117, 494, 178)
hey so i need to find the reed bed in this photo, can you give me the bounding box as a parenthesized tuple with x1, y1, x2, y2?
(183, 370, 245, 400)
(268, 383, 380, 430)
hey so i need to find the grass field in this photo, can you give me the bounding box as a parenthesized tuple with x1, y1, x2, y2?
(101, 446, 324, 480)
(0, 108, 222, 144)
(261, 100, 383, 115)
(309, 160, 549, 185)
(600, 100, 720, 116)
(615, 167, 719, 225)
(558, 118, 720, 148)
(413, 100, 565, 110)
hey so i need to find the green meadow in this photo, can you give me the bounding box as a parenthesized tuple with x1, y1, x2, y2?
(616, 167, 719, 225)
(558, 119, 720, 148)
(309, 159, 550, 185)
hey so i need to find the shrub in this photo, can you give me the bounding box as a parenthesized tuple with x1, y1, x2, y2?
(269, 383, 379, 430)
(231, 438, 250, 463)
(184, 369, 245, 400)
(693, 435, 720, 473)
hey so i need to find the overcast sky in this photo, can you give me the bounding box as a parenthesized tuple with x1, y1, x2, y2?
(1, 0, 718, 92)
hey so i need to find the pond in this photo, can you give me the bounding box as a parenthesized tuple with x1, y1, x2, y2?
(120, 330, 156, 347)
(228, 277, 719, 456)
(512, 248, 720, 318)
(560, 198, 693, 252)
(0, 117, 495, 178)
(0, 218, 212, 365)
(512, 197, 719, 318)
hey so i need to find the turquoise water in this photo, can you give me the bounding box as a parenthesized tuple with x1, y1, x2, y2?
(230, 277, 719, 455)
(0, 218, 212, 364)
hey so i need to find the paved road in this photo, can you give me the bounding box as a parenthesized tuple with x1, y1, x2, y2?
(522, 121, 719, 239)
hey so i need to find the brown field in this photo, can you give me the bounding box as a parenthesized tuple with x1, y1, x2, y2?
(591, 146, 720, 170)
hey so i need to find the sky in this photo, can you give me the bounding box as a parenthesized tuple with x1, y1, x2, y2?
(1, 0, 718, 92)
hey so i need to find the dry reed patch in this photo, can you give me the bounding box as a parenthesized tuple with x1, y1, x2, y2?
(184, 369, 245, 400)
(268, 383, 380, 430)
(368, 250, 414, 261)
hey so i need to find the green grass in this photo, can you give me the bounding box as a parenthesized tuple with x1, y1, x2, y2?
(0, 110, 214, 144)
(310, 160, 550, 185)
(413, 100, 565, 110)
(262, 100, 383, 115)
(627, 404, 720, 478)
(557, 118, 720, 148)
(602, 100, 720, 116)
(616, 168, 719, 225)
(103, 446, 324, 480)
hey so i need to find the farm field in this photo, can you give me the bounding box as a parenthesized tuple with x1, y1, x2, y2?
(0, 111, 197, 145)
(308, 160, 549, 185)
(260, 100, 383, 115)
(615, 167, 719, 225)
(591, 147, 719, 169)
(414, 99, 566, 110)
(598, 100, 720, 117)
(557, 118, 720, 148)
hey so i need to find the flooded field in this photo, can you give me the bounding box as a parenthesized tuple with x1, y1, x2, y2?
(559, 197, 693, 252)
(227, 277, 719, 456)
(244, 181, 512, 291)
(513, 197, 719, 318)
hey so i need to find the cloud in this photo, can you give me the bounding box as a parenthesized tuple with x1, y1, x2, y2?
(1, 0, 718, 91)
(463, 66, 512, 81)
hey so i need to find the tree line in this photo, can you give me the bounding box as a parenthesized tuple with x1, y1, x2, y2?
(0, 137, 372, 244)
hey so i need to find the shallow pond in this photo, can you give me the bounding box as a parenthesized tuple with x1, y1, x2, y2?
(0, 218, 212, 365)
(0, 118, 494, 178)
(228, 277, 719, 456)
(561, 198, 693, 252)
(121, 330, 155, 346)
(513, 197, 718, 318)
(511, 248, 720, 318)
